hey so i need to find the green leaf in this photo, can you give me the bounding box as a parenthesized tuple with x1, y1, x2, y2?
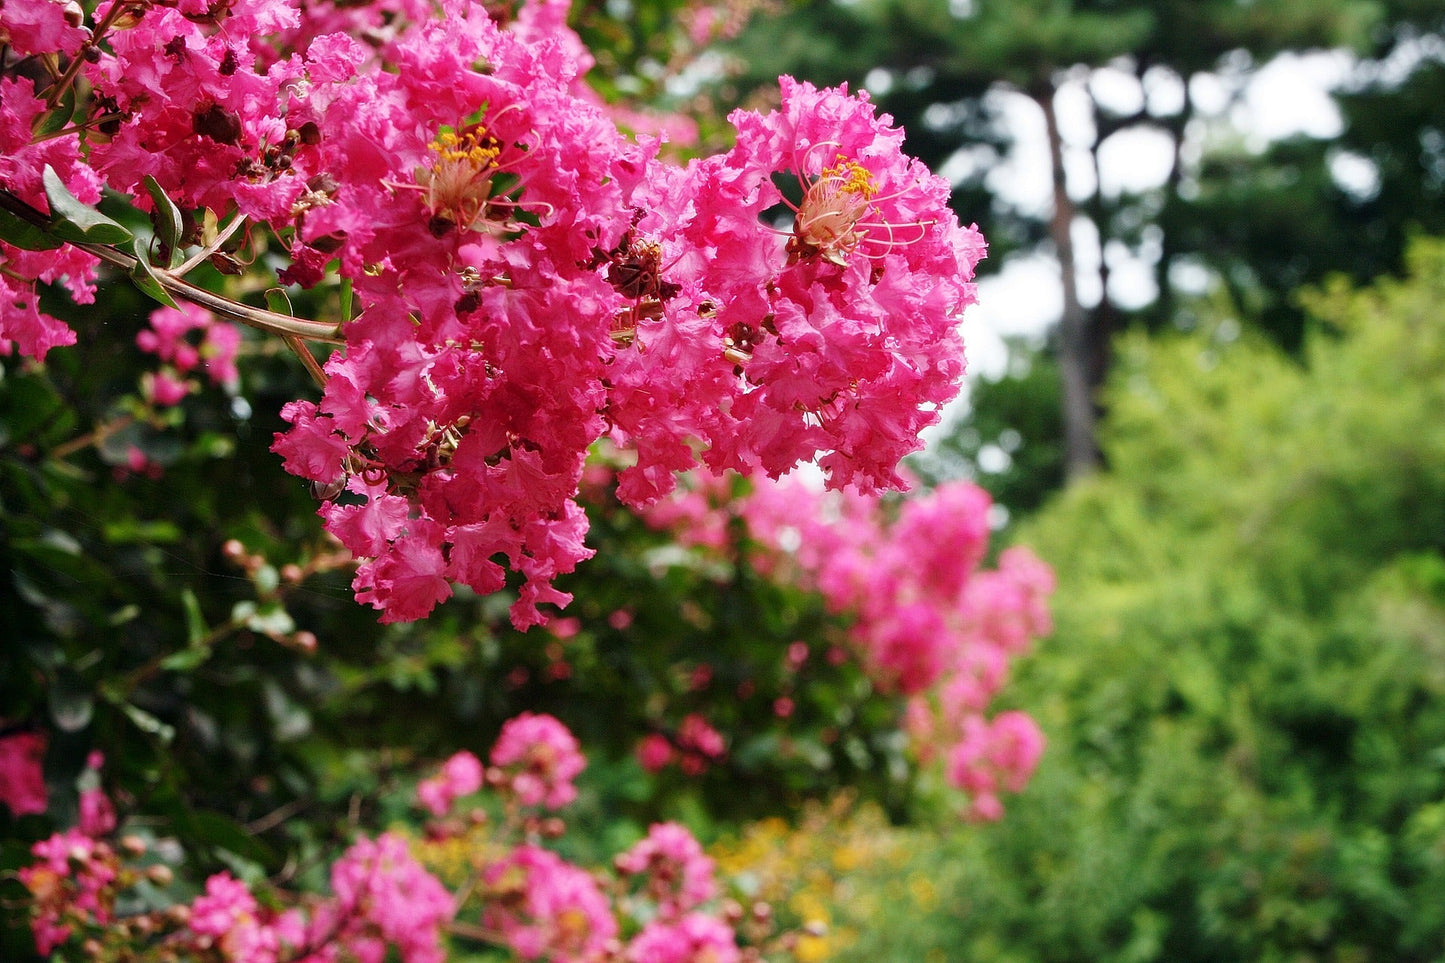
(31, 86, 76, 138)
(0, 205, 61, 251)
(130, 237, 180, 308)
(180, 810, 279, 870)
(101, 518, 183, 544)
(143, 175, 186, 267)
(264, 288, 293, 317)
(340, 276, 353, 322)
(244, 600, 295, 637)
(48, 671, 94, 732)
(122, 702, 176, 744)
(42, 165, 133, 245)
(158, 647, 211, 673)
(182, 589, 208, 648)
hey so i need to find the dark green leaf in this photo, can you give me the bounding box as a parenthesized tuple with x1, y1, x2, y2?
(30, 86, 76, 138)
(0, 205, 61, 251)
(264, 288, 293, 316)
(143, 175, 186, 267)
(130, 237, 180, 308)
(180, 811, 279, 870)
(181, 589, 208, 648)
(42, 165, 133, 245)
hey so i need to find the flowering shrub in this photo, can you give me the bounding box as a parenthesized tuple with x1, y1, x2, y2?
(0, 0, 984, 630)
(0, 0, 1046, 959)
(12, 713, 801, 961)
(643, 473, 1052, 816)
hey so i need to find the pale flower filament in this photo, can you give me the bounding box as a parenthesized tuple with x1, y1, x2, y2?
(780, 145, 933, 267)
(409, 111, 550, 235)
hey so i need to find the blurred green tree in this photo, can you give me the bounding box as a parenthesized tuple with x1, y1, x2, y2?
(809, 236, 1445, 961)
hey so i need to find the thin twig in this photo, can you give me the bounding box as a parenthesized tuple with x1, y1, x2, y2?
(245, 796, 312, 835)
(48, 412, 134, 460)
(172, 208, 249, 277)
(0, 190, 345, 344)
(445, 920, 512, 945)
(284, 335, 329, 388)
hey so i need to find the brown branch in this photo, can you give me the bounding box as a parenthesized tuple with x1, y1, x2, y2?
(0, 190, 346, 345)
(46, 412, 134, 460)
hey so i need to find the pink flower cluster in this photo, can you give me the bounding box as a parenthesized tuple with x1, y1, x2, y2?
(19, 716, 776, 961)
(0, 68, 99, 361)
(615, 821, 718, 919)
(148, 834, 455, 963)
(0, 728, 47, 817)
(634, 712, 728, 776)
(482, 844, 618, 962)
(16, 753, 119, 955)
(413, 713, 585, 816)
(942, 710, 1046, 822)
(1, 0, 983, 628)
(329, 832, 456, 963)
(188, 872, 313, 963)
(645, 473, 1054, 815)
(136, 303, 241, 406)
(490, 711, 587, 810)
(20, 828, 120, 955)
(415, 749, 484, 817)
(628, 912, 740, 963)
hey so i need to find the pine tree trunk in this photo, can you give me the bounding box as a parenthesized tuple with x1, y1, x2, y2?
(1036, 82, 1100, 480)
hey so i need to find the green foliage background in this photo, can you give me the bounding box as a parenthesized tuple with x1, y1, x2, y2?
(783, 240, 1445, 962)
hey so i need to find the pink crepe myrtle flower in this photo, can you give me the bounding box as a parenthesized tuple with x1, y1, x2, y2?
(0, 729, 47, 817)
(615, 822, 717, 920)
(482, 844, 618, 963)
(607, 77, 982, 507)
(137, 304, 240, 390)
(416, 750, 484, 817)
(490, 712, 586, 810)
(0, 0, 88, 56)
(78, 786, 116, 838)
(674, 714, 726, 776)
(330, 832, 455, 963)
(636, 733, 675, 773)
(187, 872, 311, 963)
(7, 0, 986, 631)
(947, 711, 1045, 822)
(19, 829, 120, 955)
(626, 912, 740, 963)
(647, 471, 1053, 814)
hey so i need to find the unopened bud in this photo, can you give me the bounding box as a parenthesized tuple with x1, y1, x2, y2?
(280, 563, 304, 583)
(120, 834, 147, 856)
(146, 864, 174, 887)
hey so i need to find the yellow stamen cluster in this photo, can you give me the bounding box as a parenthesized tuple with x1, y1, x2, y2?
(430, 129, 503, 168)
(820, 157, 877, 199)
(419, 126, 508, 235)
(788, 155, 877, 267)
